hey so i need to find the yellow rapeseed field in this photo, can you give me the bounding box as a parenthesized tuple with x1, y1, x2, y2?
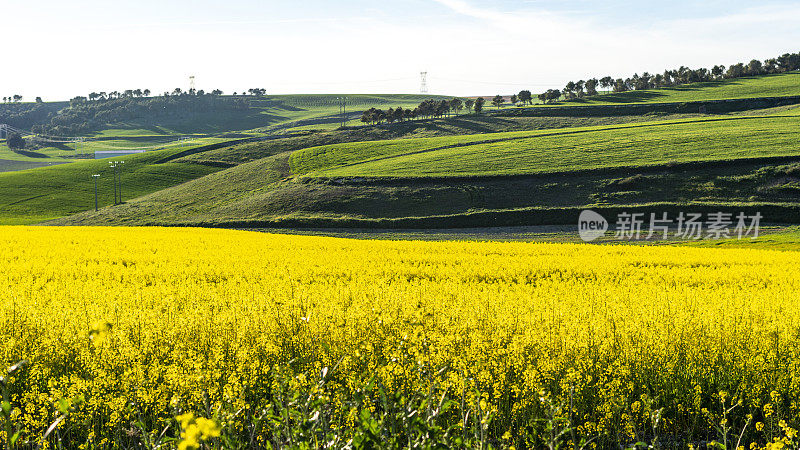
(1, 226, 800, 448)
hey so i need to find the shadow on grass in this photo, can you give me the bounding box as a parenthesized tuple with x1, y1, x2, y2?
(12, 149, 50, 158)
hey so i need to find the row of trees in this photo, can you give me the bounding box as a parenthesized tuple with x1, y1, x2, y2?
(553, 51, 800, 101)
(482, 51, 800, 106)
(360, 98, 487, 125)
(5, 86, 271, 106)
(76, 88, 263, 106)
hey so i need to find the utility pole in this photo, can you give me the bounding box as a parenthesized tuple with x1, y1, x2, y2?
(109, 161, 117, 205)
(92, 174, 100, 211)
(340, 97, 348, 128)
(109, 160, 124, 204)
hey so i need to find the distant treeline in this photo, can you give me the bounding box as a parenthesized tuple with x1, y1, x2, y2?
(1, 88, 268, 136)
(0, 102, 63, 131)
(33, 94, 252, 136)
(360, 98, 487, 125)
(533, 51, 800, 103)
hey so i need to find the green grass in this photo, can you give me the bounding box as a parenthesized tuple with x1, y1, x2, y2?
(21, 83, 800, 229)
(52, 115, 800, 229)
(0, 94, 448, 169)
(679, 226, 800, 250)
(292, 113, 800, 177)
(557, 72, 800, 105)
(0, 144, 226, 224)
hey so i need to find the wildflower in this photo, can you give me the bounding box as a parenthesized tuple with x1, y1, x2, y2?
(89, 320, 113, 346)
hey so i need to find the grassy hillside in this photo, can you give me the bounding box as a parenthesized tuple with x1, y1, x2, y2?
(293, 111, 800, 177)
(0, 94, 450, 172)
(556, 72, 800, 105)
(6, 113, 680, 224)
(52, 106, 800, 227)
(176, 113, 710, 166)
(16, 76, 800, 228)
(0, 144, 227, 224)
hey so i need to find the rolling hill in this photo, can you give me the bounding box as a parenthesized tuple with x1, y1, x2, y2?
(0, 72, 796, 229)
(52, 104, 800, 228)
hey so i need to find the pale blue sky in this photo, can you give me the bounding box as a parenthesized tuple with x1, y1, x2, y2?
(2, 0, 799, 100)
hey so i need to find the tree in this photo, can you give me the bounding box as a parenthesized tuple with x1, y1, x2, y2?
(143, 89, 151, 97)
(538, 89, 561, 104)
(211, 89, 223, 96)
(747, 59, 763, 76)
(437, 100, 451, 117)
(599, 77, 613, 92)
(474, 97, 485, 114)
(585, 79, 598, 96)
(6, 133, 25, 150)
(12, 95, 22, 103)
(464, 99, 475, 113)
(450, 98, 463, 115)
(510, 94, 518, 106)
(35, 97, 43, 103)
(574, 80, 585, 97)
(70, 96, 87, 107)
(518, 90, 532, 105)
(492, 95, 505, 108)
(564, 81, 576, 99)
(613, 78, 629, 92)
(711, 65, 725, 79)
(361, 109, 373, 125)
(393, 107, 405, 123)
(725, 63, 745, 79)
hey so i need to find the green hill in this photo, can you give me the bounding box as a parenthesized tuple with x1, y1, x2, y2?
(51, 105, 800, 228)
(8, 111, 711, 224)
(0, 94, 451, 172)
(299, 112, 800, 177)
(4, 73, 800, 228)
(0, 143, 228, 224)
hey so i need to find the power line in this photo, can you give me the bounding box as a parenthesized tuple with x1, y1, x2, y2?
(430, 76, 560, 87)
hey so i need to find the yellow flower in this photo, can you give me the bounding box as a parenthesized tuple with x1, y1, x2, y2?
(89, 320, 113, 346)
(757, 422, 765, 431)
(196, 417, 221, 439)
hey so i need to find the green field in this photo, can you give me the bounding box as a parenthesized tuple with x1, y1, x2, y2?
(0, 94, 448, 167)
(292, 110, 800, 177)
(50, 106, 800, 228)
(2, 74, 799, 229)
(0, 144, 225, 224)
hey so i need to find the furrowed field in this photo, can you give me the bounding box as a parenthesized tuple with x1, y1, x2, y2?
(3, 227, 800, 448)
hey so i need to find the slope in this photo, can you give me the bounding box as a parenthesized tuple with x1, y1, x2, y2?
(53, 107, 800, 227)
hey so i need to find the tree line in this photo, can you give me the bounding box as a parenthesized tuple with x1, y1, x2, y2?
(479, 51, 800, 105)
(547, 51, 800, 103)
(360, 98, 488, 125)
